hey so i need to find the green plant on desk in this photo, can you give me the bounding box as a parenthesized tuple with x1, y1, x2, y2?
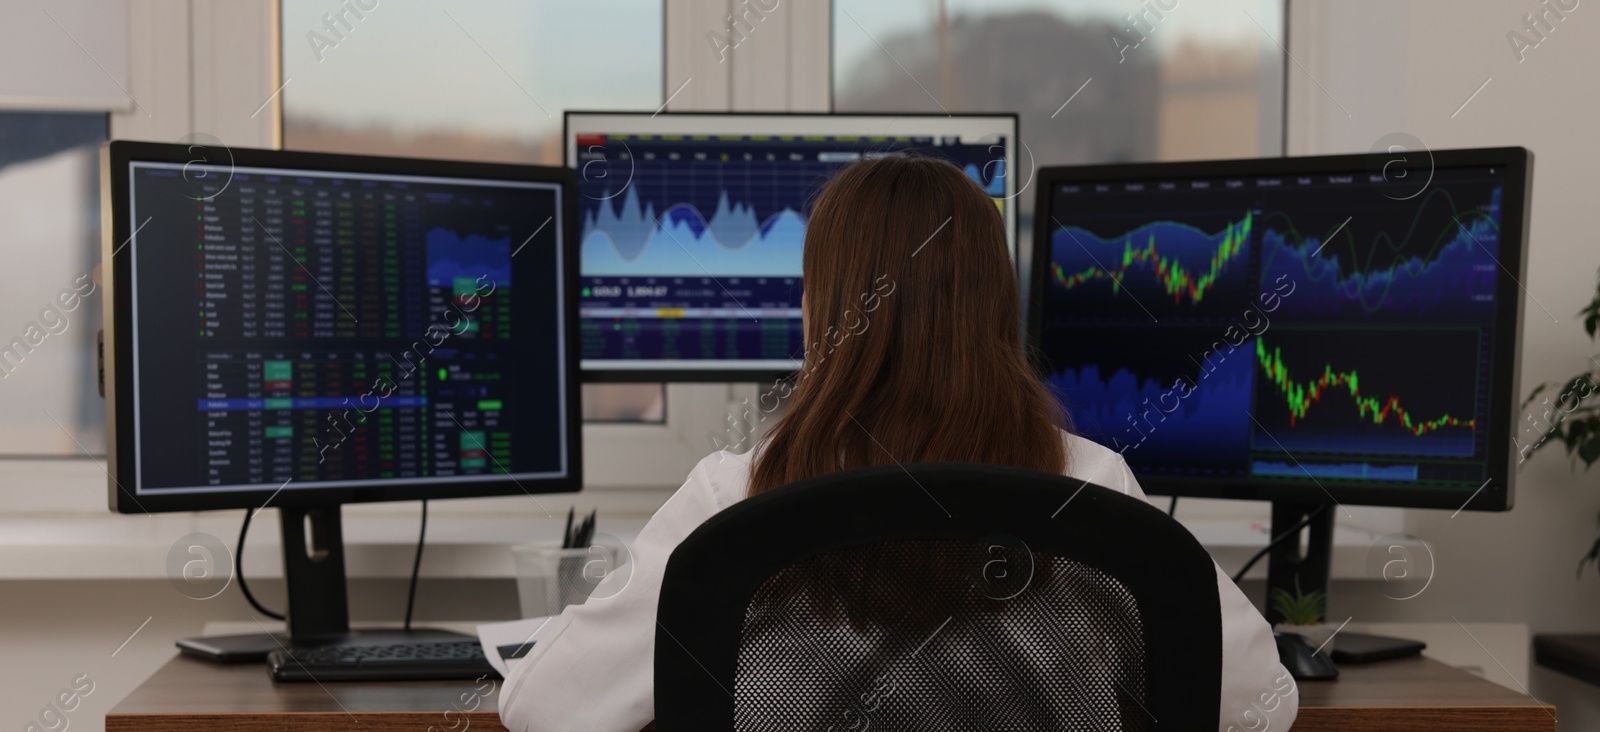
(1270, 575, 1327, 627)
(1519, 265, 1600, 577)
(1270, 576, 1335, 649)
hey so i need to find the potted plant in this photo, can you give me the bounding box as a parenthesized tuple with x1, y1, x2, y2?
(1518, 267, 1600, 575)
(1521, 267, 1600, 688)
(1270, 576, 1333, 648)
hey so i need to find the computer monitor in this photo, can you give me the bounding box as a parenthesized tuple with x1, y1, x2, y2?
(102, 141, 580, 649)
(565, 111, 1020, 382)
(1030, 148, 1531, 620)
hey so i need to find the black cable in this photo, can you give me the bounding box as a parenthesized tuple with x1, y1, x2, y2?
(1230, 504, 1330, 584)
(404, 499, 428, 631)
(237, 508, 286, 621)
(1167, 496, 1178, 517)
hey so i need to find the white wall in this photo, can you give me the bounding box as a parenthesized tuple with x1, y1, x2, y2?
(1289, 0, 1600, 724)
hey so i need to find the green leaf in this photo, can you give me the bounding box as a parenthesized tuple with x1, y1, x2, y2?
(1569, 404, 1600, 420)
(1581, 433, 1600, 467)
(1580, 534, 1600, 580)
(1565, 419, 1589, 456)
(1523, 382, 1552, 411)
(1557, 375, 1596, 411)
(1577, 417, 1600, 462)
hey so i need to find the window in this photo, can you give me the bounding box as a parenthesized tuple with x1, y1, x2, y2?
(280, 0, 666, 422)
(834, 0, 1286, 225)
(0, 111, 108, 455)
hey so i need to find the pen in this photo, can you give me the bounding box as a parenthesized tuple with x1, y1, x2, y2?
(579, 510, 596, 548)
(562, 507, 574, 549)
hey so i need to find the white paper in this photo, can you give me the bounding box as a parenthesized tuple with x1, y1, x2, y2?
(477, 615, 555, 678)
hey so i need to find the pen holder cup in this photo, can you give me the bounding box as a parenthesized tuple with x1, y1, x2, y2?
(510, 543, 620, 619)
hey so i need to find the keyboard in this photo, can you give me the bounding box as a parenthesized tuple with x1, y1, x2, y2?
(267, 640, 500, 682)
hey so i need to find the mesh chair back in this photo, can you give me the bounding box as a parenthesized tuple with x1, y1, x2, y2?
(655, 463, 1222, 731)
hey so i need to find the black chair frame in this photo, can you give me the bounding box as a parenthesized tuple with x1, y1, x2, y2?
(655, 462, 1223, 730)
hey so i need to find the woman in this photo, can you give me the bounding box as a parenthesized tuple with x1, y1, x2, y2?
(499, 155, 1296, 731)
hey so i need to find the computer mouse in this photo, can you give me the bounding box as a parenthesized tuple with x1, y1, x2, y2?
(1275, 631, 1339, 680)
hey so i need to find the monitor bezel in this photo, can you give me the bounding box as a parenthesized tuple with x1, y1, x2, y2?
(1028, 147, 1532, 511)
(102, 140, 584, 514)
(564, 110, 1022, 383)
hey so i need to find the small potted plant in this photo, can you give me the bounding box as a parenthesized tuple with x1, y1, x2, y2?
(1520, 266, 1600, 687)
(1518, 265, 1600, 573)
(1271, 576, 1333, 649)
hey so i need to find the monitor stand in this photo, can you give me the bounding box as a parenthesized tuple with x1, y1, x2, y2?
(1264, 500, 1424, 678)
(176, 504, 472, 664)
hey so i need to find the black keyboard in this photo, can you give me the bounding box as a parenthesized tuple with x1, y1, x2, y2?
(267, 640, 500, 682)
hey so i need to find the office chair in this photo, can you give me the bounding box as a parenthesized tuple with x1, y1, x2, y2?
(654, 462, 1223, 731)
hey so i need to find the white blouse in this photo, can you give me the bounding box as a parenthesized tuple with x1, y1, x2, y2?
(499, 433, 1299, 732)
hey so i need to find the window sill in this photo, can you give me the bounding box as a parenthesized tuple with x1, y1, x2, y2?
(0, 510, 1391, 581)
(0, 511, 650, 581)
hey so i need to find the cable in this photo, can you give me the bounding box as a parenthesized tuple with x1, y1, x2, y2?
(237, 508, 286, 621)
(236, 501, 431, 628)
(1230, 504, 1330, 584)
(404, 499, 428, 631)
(1167, 496, 1178, 517)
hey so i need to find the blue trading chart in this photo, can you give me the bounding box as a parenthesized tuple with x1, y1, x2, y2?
(574, 133, 1008, 366)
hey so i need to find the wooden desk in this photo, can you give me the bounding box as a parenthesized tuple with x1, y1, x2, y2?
(107, 654, 508, 732)
(109, 653, 1554, 731)
(1292, 655, 1555, 731)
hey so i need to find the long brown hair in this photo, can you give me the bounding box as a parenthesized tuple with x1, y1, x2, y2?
(748, 154, 1066, 495)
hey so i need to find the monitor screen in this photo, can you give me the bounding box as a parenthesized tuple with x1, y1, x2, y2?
(566, 112, 1018, 381)
(104, 142, 580, 512)
(1031, 149, 1529, 510)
